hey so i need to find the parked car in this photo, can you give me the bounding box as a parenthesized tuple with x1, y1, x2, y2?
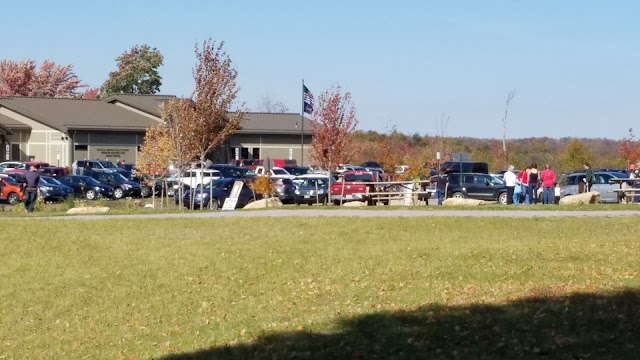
(560, 171, 627, 203)
(38, 178, 67, 202)
(0, 161, 22, 173)
(330, 170, 384, 205)
(59, 175, 114, 200)
(40, 176, 74, 198)
(0, 174, 24, 204)
(293, 174, 334, 205)
(6, 161, 50, 181)
(439, 161, 489, 175)
(89, 172, 141, 199)
(40, 166, 67, 179)
(127, 174, 166, 198)
(181, 178, 262, 210)
(445, 173, 508, 204)
(274, 178, 296, 204)
(255, 166, 295, 179)
(283, 166, 310, 176)
(76, 160, 130, 176)
(175, 168, 222, 189)
(207, 164, 256, 179)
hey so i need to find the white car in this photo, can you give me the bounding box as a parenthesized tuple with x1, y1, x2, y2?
(0, 161, 22, 173)
(254, 166, 295, 179)
(175, 169, 222, 189)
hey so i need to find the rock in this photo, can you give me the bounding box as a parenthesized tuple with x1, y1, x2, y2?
(342, 201, 367, 207)
(243, 197, 283, 209)
(66, 207, 110, 214)
(144, 204, 154, 209)
(443, 198, 486, 206)
(559, 191, 601, 205)
(133, 200, 143, 207)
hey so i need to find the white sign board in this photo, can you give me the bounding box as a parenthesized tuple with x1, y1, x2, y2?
(5, 144, 9, 161)
(56, 145, 61, 160)
(288, 148, 293, 160)
(221, 181, 245, 211)
(235, 148, 240, 161)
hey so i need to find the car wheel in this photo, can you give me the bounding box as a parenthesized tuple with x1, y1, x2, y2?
(85, 189, 97, 200)
(295, 201, 300, 206)
(113, 187, 124, 200)
(333, 200, 341, 206)
(498, 192, 508, 205)
(7, 192, 19, 205)
(210, 198, 220, 210)
(452, 192, 464, 199)
(141, 186, 151, 198)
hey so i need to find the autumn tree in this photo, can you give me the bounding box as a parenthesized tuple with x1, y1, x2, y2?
(100, 44, 163, 96)
(256, 94, 289, 113)
(0, 59, 85, 97)
(80, 87, 100, 99)
(162, 39, 243, 209)
(309, 84, 358, 171)
(137, 126, 174, 208)
(617, 128, 640, 167)
(560, 139, 593, 172)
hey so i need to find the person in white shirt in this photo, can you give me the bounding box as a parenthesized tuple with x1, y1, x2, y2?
(503, 165, 517, 205)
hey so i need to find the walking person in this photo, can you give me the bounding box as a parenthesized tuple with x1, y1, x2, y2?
(539, 164, 556, 205)
(436, 170, 448, 205)
(503, 165, 517, 205)
(23, 165, 40, 212)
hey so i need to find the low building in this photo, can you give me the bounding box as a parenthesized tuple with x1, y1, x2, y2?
(0, 94, 312, 166)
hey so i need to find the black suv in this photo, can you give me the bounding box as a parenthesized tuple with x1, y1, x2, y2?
(445, 173, 507, 204)
(90, 172, 141, 199)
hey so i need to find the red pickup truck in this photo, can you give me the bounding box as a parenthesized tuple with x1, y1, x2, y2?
(330, 170, 383, 205)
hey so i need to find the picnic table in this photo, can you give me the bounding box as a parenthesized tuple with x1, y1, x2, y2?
(608, 178, 640, 203)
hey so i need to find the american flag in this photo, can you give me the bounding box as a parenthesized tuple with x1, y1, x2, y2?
(303, 85, 314, 114)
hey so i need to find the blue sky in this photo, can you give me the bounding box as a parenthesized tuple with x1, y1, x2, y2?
(2, 1, 639, 139)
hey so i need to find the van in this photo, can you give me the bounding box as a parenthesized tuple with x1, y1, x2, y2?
(440, 161, 489, 174)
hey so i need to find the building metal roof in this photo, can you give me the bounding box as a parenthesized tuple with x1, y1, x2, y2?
(0, 96, 162, 132)
(0, 95, 313, 135)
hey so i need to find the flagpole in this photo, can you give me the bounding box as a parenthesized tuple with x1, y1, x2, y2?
(301, 79, 305, 166)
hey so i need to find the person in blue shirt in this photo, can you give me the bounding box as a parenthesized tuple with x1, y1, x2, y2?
(23, 165, 40, 212)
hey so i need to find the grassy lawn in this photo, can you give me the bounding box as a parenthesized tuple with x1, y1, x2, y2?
(1, 217, 639, 359)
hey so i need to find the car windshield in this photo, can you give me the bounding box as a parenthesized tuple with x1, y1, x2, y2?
(112, 173, 128, 182)
(2, 176, 18, 185)
(272, 169, 288, 175)
(41, 177, 62, 185)
(82, 177, 101, 186)
(344, 174, 373, 182)
(204, 179, 233, 190)
(98, 161, 119, 169)
(300, 178, 329, 187)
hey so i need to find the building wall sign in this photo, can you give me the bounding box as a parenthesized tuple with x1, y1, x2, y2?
(95, 147, 130, 159)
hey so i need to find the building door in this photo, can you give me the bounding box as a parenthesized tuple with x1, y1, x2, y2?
(252, 148, 260, 160)
(11, 144, 20, 161)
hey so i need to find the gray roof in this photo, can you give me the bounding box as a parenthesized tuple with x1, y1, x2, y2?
(0, 96, 313, 136)
(239, 112, 312, 135)
(0, 97, 162, 132)
(103, 94, 176, 117)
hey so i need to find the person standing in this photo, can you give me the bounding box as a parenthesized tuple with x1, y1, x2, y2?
(23, 165, 40, 212)
(540, 164, 556, 205)
(584, 162, 594, 192)
(518, 166, 530, 204)
(83, 160, 91, 176)
(503, 165, 517, 205)
(436, 170, 448, 205)
(528, 163, 539, 204)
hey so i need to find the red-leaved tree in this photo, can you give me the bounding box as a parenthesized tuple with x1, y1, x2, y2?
(80, 87, 100, 99)
(309, 84, 358, 171)
(0, 59, 85, 97)
(617, 128, 640, 166)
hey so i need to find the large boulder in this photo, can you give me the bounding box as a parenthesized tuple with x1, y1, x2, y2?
(559, 191, 601, 205)
(243, 197, 283, 209)
(443, 198, 487, 206)
(67, 207, 110, 214)
(342, 201, 368, 207)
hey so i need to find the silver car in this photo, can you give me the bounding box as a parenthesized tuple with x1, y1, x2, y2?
(560, 172, 627, 203)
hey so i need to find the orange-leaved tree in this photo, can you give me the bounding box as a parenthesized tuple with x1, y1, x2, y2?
(309, 84, 358, 172)
(617, 128, 640, 168)
(137, 125, 174, 209)
(0, 59, 85, 97)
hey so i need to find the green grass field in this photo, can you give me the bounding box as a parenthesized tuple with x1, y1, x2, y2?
(1, 216, 639, 359)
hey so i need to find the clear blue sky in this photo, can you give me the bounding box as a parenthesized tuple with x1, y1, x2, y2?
(2, 1, 639, 139)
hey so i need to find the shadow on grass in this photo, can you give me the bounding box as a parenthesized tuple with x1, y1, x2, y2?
(161, 288, 640, 359)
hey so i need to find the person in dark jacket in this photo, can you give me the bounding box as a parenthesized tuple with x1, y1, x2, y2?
(436, 170, 448, 205)
(584, 162, 594, 192)
(23, 165, 40, 212)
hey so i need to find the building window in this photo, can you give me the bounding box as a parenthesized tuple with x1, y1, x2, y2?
(252, 147, 260, 159)
(241, 147, 249, 159)
(75, 145, 88, 151)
